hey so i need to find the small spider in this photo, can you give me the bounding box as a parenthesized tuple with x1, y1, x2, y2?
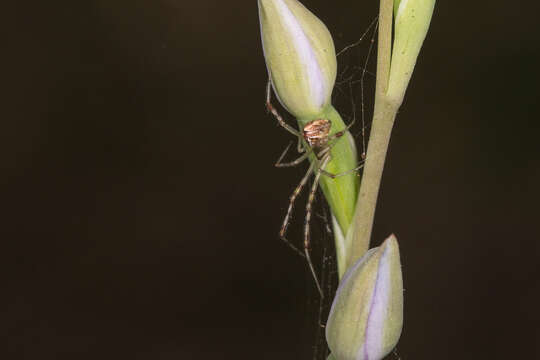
(265, 81, 363, 297)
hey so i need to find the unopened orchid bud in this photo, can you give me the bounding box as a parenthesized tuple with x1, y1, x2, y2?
(258, 0, 337, 118)
(387, 0, 436, 104)
(326, 235, 403, 360)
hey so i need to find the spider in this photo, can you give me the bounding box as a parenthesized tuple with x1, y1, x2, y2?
(265, 81, 363, 297)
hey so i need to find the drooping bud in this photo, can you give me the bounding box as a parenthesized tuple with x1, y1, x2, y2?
(387, 0, 436, 104)
(326, 235, 403, 360)
(258, 0, 337, 118)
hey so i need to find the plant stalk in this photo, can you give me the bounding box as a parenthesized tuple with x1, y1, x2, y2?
(346, 0, 400, 268)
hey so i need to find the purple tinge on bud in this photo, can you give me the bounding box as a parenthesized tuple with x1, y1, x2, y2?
(326, 235, 403, 360)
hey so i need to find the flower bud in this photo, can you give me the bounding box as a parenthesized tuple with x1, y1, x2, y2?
(326, 235, 403, 360)
(387, 0, 435, 104)
(258, 0, 337, 118)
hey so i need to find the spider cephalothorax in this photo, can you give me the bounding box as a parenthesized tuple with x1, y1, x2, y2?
(303, 119, 332, 150)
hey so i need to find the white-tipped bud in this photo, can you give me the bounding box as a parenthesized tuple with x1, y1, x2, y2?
(326, 235, 403, 360)
(258, 0, 337, 118)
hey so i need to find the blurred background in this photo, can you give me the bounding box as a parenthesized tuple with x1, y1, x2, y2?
(3, 1, 539, 359)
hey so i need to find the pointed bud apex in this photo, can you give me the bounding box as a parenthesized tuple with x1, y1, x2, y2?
(387, 0, 435, 104)
(258, 0, 337, 118)
(326, 235, 403, 360)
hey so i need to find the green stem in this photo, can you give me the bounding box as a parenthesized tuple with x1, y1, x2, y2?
(375, 0, 394, 97)
(297, 105, 359, 276)
(346, 0, 400, 268)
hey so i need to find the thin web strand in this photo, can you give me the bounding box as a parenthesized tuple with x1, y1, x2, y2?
(336, 17, 379, 57)
(360, 20, 378, 159)
(311, 18, 379, 359)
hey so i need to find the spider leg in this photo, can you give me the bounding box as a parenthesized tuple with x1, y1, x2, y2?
(320, 163, 364, 179)
(265, 80, 301, 136)
(274, 140, 310, 168)
(304, 155, 331, 298)
(326, 124, 354, 144)
(275, 151, 310, 168)
(326, 104, 359, 143)
(297, 136, 304, 153)
(279, 161, 316, 258)
(275, 141, 294, 164)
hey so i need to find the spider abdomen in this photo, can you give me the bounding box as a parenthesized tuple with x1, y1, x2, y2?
(303, 119, 331, 149)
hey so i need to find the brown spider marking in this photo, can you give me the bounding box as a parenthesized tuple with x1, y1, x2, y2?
(303, 119, 332, 150)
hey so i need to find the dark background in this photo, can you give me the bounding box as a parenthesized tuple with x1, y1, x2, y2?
(3, 1, 539, 359)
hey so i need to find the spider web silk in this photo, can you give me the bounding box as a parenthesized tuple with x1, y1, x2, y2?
(305, 17, 380, 360)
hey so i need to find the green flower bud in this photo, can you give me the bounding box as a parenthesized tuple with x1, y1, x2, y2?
(258, 0, 337, 118)
(326, 235, 403, 360)
(387, 0, 436, 104)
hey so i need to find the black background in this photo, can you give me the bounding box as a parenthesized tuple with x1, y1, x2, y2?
(3, 1, 539, 359)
